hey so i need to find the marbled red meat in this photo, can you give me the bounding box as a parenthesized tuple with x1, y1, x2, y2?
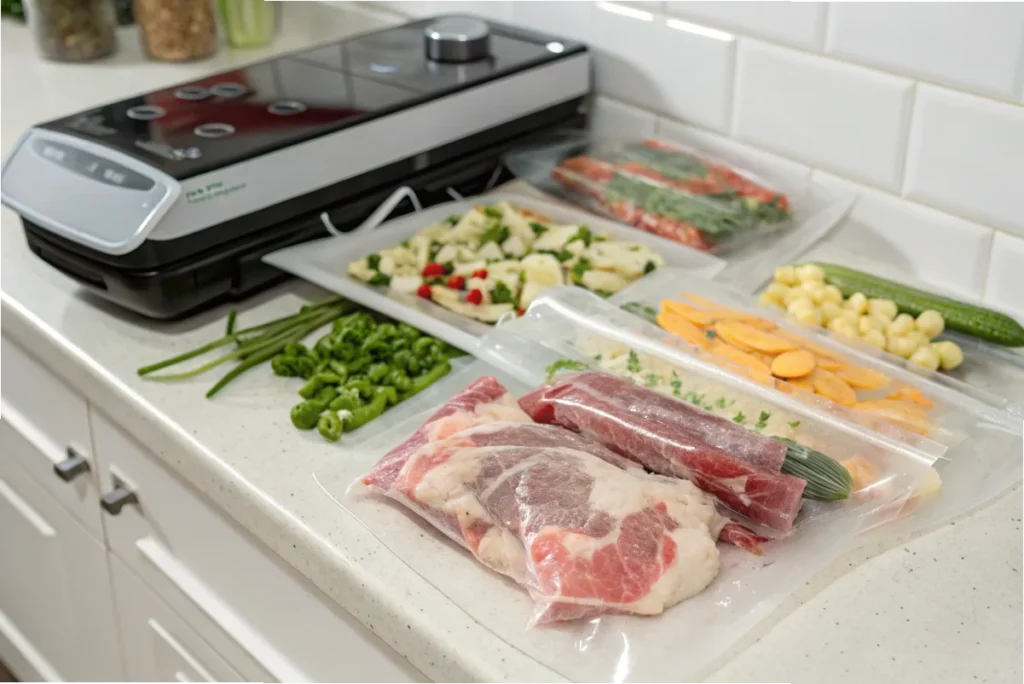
(362, 375, 523, 493)
(519, 372, 806, 532)
(382, 419, 729, 624)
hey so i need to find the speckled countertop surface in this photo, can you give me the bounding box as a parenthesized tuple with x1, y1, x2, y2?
(2, 5, 1021, 683)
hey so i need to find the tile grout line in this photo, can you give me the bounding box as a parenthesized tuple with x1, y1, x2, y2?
(895, 81, 919, 198)
(614, 1, 1024, 107)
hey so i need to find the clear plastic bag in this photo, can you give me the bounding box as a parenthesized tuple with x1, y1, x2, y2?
(747, 242, 1024, 411)
(503, 130, 853, 263)
(613, 266, 1020, 436)
(310, 276, 1019, 680)
(597, 270, 1022, 538)
(315, 298, 942, 680)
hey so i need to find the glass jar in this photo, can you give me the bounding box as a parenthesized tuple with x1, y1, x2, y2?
(219, 0, 276, 49)
(134, 0, 216, 62)
(26, 0, 117, 62)
(112, 0, 133, 24)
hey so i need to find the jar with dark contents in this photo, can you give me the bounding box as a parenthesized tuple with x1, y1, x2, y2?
(134, 0, 217, 62)
(26, 0, 117, 62)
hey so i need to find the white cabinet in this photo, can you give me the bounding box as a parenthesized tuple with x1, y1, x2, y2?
(110, 555, 245, 683)
(1, 330, 422, 683)
(92, 409, 422, 683)
(0, 420, 123, 682)
(0, 335, 102, 539)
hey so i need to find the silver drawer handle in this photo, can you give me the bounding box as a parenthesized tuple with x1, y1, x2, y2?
(100, 485, 138, 515)
(53, 447, 91, 482)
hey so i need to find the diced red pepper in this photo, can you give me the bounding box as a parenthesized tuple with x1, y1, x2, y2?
(465, 289, 483, 305)
(416, 283, 432, 299)
(516, 307, 525, 317)
(471, 269, 488, 279)
(446, 275, 466, 290)
(422, 262, 446, 277)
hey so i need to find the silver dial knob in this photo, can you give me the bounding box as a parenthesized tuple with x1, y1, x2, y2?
(424, 17, 491, 63)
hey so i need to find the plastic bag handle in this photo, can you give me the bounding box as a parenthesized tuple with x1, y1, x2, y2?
(321, 185, 423, 238)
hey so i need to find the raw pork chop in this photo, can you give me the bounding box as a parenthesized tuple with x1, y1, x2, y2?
(520, 371, 806, 532)
(386, 419, 726, 624)
(362, 376, 530, 493)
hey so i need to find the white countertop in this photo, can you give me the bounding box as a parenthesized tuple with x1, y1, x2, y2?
(2, 5, 1021, 682)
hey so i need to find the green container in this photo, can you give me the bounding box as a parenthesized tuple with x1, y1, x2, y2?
(219, 0, 276, 49)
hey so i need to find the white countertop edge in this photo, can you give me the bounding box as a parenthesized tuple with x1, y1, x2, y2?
(0, 290, 566, 683)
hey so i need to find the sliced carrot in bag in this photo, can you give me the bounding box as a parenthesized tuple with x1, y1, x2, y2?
(836, 364, 891, 391)
(708, 340, 774, 384)
(680, 294, 765, 323)
(810, 367, 857, 406)
(854, 399, 932, 435)
(774, 329, 843, 361)
(714, 321, 799, 355)
(815, 356, 844, 371)
(656, 310, 710, 350)
(771, 349, 816, 378)
(890, 385, 935, 408)
(661, 300, 715, 327)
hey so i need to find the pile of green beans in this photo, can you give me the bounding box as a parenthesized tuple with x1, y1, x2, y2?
(275, 312, 459, 442)
(137, 296, 462, 443)
(137, 296, 355, 397)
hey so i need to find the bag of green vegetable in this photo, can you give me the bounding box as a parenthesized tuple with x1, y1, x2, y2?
(311, 292, 943, 683)
(503, 129, 853, 265)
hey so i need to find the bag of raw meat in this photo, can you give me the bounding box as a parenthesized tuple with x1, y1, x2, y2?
(358, 375, 762, 625)
(502, 130, 848, 261)
(520, 370, 809, 533)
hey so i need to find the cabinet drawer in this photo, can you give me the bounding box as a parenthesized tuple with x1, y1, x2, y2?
(0, 334, 101, 538)
(111, 555, 248, 683)
(0, 447, 122, 682)
(92, 409, 423, 683)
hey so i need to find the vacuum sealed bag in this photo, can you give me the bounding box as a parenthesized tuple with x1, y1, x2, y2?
(503, 130, 853, 268)
(748, 242, 1024, 411)
(316, 291, 952, 681)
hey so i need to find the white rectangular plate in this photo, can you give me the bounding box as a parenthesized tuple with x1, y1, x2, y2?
(264, 192, 727, 352)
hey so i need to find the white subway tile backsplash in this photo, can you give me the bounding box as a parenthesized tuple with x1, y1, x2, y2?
(984, 232, 1024, 316)
(733, 40, 914, 191)
(619, 1, 664, 8)
(827, 3, 1024, 102)
(365, 2, 433, 19)
(590, 96, 658, 140)
(592, 2, 736, 131)
(657, 117, 811, 188)
(666, 1, 826, 51)
(426, 1, 511, 22)
(372, 0, 1024, 298)
(904, 85, 1024, 238)
(812, 171, 995, 299)
(510, 0, 594, 44)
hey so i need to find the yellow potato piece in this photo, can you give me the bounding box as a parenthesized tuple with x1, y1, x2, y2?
(771, 349, 816, 378)
(713, 320, 800, 355)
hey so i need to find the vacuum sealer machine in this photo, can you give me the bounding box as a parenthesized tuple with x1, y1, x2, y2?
(1, 15, 590, 318)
